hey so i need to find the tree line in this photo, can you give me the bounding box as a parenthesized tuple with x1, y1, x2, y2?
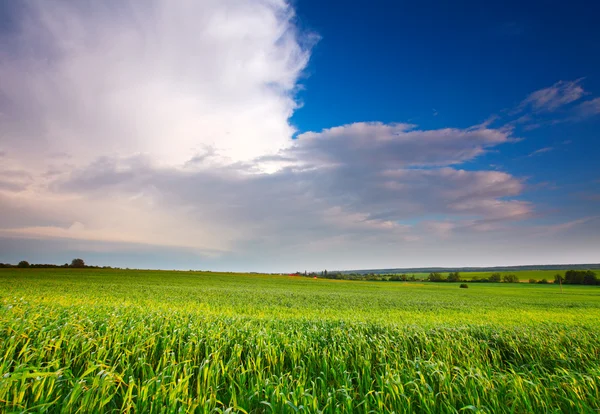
(555, 270, 599, 285)
(0, 259, 92, 269)
(293, 270, 598, 285)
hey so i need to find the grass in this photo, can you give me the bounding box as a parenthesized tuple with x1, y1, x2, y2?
(1, 268, 600, 412)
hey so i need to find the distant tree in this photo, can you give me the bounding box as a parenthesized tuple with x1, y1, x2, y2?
(564, 270, 584, 284)
(18, 260, 30, 268)
(563, 270, 597, 285)
(409, 275, 416, 281)
(502, 274, 519, 283)
(537, 279, 549, 284)
(400, 274, 408, 281)
(70, 258, 85, 268)
(554, 274, 564, 284)
(529, 279, 536, 284)
(447, 272, 461, 282)
(489, 273, 502, 283)
(583, 271, 598, 286)
(427, 272, 444, 282)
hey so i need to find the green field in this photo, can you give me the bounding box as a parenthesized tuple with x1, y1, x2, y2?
(461, 270, 569, 282)
(1, 269, 599, 413)
(376, 270, 581, 282)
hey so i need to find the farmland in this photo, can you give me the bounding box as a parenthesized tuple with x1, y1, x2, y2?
(1, 268, 600, 412)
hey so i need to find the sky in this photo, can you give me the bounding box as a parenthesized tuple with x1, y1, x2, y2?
(0, 0, 599, 272)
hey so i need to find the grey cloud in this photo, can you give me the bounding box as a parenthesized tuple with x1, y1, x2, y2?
(45, 120, 530, 252)
(293, 123, 512, 168)
(0, 169, 34, 192)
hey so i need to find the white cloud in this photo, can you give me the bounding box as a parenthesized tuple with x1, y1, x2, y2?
(575, 97, 600, 119)
(0, 0, 312, 169)
(519, 79, 585, 112)
(528, 147, 553, 157)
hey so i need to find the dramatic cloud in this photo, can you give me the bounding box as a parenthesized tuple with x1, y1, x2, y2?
(0, 1, 596, 270)
(0, 0, 312, 169)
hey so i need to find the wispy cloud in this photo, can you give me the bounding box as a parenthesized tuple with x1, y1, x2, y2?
(518, 79, 585, 112)
(528, 147, 554, 157)
(574, 97, 600, 119)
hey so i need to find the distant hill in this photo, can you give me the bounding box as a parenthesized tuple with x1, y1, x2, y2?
(336, 264, 600, 275)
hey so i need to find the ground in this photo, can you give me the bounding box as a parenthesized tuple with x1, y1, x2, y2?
(1, 269, 599, 412)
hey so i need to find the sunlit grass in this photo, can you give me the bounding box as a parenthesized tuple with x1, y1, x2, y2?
(1, 269, 599, 412)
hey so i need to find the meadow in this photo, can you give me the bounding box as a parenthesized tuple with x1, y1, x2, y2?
(1, 268, 599, 413)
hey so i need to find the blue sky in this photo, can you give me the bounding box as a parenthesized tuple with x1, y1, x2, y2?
(292, 0, 600, 226)
(0, 0, 599, 271)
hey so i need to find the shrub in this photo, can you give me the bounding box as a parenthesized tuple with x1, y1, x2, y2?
(537, 279, 549, 284)
(459, 283, 468, 289)
(529, 279, 536, 284)
(17, 260, 30, 268)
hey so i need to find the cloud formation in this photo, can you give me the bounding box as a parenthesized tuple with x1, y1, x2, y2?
(0, 2, 597, 270)
(0, 0, 311, 168)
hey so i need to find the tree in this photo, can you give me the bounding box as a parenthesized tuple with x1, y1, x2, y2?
(70, 258, 85, 268)
(502, 274, 519, 283)
(489, 273, 501, 283)
(564, 270, 597, 285)
(18, 260, 30, 268)
(447, 272, 461, 282)
(583, 271, 598, 286)
(427, 272, 443, 282)
(554, 274, 564, 284)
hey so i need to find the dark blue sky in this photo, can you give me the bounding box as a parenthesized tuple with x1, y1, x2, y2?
(292, 0, 600, 131)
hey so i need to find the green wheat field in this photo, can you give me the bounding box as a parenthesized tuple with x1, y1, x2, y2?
(1, 268, 599, 413)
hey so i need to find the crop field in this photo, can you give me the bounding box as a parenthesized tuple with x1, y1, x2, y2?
(461, 270, 571, 282)
(374, 270, 589, 282)
(1, 269, 600, 413)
